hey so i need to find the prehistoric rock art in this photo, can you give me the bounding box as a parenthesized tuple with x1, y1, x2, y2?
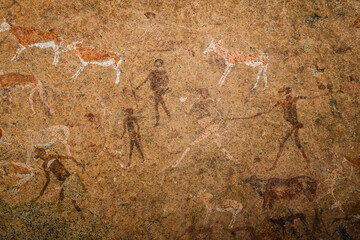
(244, 175, 317, 209)
(23, 125, 71, 165)
(343, 155, 360, 169)
(226, 226, 257, 240)
(31, 147, 85, 219)
(172, 88, 235, 168)
(136, 59, 171, 126)
(203, 40, 269, 89)
(344, 76, 359, 118)
(231, 86, 327, 171)
(268, 211, 309, 236)
(0, 73, 53, 116)
(0, 19, 63, 65)
(63, 41, 123, 84)
(0, 147, 34, 188)
(120, 108, 144, 169)
(326, 167, 345, 213)
(198, 189, 243, 228)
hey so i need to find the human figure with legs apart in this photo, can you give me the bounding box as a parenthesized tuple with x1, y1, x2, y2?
(31, 147, 85, 219)
(231, 86, 327, 171)
(120, 108, 144, 169)
(172, 88, 235, 168)
(136, 59, 171, 126)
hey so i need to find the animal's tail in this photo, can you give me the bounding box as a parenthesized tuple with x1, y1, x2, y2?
(114, 52, 123, 67)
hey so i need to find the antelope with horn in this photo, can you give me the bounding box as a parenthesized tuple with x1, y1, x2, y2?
(0, 18, 64, 65)
(63, 41, 123, 84)
(204, 40, 269, 90)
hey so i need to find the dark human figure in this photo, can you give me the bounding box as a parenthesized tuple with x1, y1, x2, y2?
(137, 59, 171, 126)
(120, 108, 144, 168)
(233, 86, 326, 171)
(327, 82, 342, 118)
(31, 147, 85, 219)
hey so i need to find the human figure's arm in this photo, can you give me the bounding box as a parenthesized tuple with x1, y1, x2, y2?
(229, 102, 280, 120)
(298, 93, 329, 100)
(31, 170, 50, 203)
(136, 73, 151, 90)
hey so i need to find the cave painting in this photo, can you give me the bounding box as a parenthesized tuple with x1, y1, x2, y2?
(23, 125, 71, 165)
(172, 88, 235, 168)
(344, 76, 360, 118)
(198, 189, 243, 228)
(0, 18, 63, 65)
(204, 40, 269, 89)
(31, 147, 85, 219)
(0, 73, 54, 116)
(231, 86, 327, 171)
(244, 175, 317, 209)
(63, 41, 123, 84)
(120, 108, 145, 169)
(136, 59, 171, 126)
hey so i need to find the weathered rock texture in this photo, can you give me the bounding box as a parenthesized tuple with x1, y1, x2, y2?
(0, 0, 359, 239)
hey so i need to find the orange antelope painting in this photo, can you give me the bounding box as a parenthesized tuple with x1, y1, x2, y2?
(0, 73, 53, 116)
(0, 19, 64, 65)
(63, 41, 123, 84)
(204, 40, 269, 90)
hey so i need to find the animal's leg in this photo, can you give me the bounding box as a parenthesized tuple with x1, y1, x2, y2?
(262, 65, 268, 90)
(28, 87, 36, 116)
(37, 85, 54, 115)
(112, 64, 121, 85)
(72, 63, 87, 79)
(11, 44, 26, 61)
(267, 127, 295, 171)
(53, 46, 60, 65)
(218, 64, 233, 87)
(251, 67, 263, 91)
(172, 128, 212, 168)
(294, 127, 309, 169)
(213, 136, 235, 162)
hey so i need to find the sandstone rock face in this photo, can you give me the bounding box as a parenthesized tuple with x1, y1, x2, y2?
(0, 0, 359, 239)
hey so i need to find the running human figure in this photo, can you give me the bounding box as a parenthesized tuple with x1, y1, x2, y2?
(31, 147, 85, 219)
(172, 88, 235, 168)
(136, 59, 171, 126)
(231, 86, 327, 171)
(120, 108, 144, 168)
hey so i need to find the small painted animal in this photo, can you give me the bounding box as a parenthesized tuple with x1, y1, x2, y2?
(198, 189, 243, 228)
(0, 18, 63, 65)
(0, 73, 53, 116)
(63, 41, 123, 84)
(204, 40, 269, 90)
(243, 175, 317, 209)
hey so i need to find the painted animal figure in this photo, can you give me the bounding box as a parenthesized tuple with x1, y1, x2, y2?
(0, 73, 53, 116)
(0, 19, 63, 65)
(204, 40, 269, 90)
(64, 41, 123, 84)
(244, 175, 317, 209)
(23, 125, 71, 165)
(198, 189, 243, 228)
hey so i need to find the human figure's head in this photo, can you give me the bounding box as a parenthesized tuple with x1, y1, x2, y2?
(125, 108, 134, 116)
(154, 59, 163, 68)
(144, 12, 156, 24)
(198, 88, 210, 99)
(34, 147, 46, 160)
(278, 86, 292, 96)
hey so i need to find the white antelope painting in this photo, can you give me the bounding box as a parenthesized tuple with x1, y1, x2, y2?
(0, 19, 64, 65)
(64, 41, 123, 84)
(0, 73, 54, 116)
(204, 40, 269, 90)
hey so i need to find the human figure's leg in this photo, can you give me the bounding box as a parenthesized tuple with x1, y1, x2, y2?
(154, 94, 160, 126)
(294, 127, 310, 169)
(134, 140, 145, 161)
(127, 140, 135, 168)
(57, 187, 65, 214)
(172, 128, 213, 168)
(159, 94, 171, 118)
(267, 127, 295, 171)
